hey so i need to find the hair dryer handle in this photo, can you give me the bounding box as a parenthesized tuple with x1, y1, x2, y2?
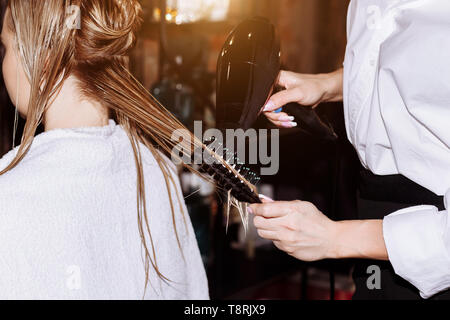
(283, 103, 338, 141)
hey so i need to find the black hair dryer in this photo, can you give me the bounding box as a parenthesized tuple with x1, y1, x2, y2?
(216, 17, 337, 141)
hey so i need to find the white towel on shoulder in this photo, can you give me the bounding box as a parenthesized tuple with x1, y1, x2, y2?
(0, 119, 209, 300)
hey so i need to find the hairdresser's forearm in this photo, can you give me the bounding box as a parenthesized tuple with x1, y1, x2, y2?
(321, 68, 343, 103)
(330, 219, 389, 261)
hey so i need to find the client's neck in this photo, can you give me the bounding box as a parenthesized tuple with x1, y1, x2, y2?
(43, 76, 110, 132)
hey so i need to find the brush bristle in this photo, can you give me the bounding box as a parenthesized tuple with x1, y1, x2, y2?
(198, 137, 261, 204)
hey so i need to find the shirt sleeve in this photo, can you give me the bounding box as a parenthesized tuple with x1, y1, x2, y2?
(383, 188, 450, 299)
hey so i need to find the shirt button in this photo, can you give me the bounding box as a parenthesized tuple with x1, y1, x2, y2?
(370, 58, 377, 67)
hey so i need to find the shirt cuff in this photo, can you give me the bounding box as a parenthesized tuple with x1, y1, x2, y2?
(383, 199, 450, 299)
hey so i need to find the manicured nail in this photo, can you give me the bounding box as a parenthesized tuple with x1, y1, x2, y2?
(259, 194, 275, 202)
(247, 207, 254, 215)
(263, 101, 276, 112)
(282, 122, 297, 128)
(280, 116, 295, 122)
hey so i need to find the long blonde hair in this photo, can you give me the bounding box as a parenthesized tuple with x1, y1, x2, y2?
(0, 0, 227, 294)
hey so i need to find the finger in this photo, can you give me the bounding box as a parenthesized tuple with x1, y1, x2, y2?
(264, 111, 294, 123)
(275, 70, 296, 88)
(275, 122, 298, 129)
(249, 201, 297, 218)
(266, 118, 298, 129)
(264, 113, 297, 127)
(273, 241, 284, 251)
(256, 229, 279, 241)
(265, 113, 297, 128)
(253, 215, 282, 231)
(273, 241, 294, 254)
(262, 88, 301, 112)
(259, 194, 275, 203)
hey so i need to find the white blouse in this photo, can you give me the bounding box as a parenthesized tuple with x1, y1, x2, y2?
(0, 120, 208, 299)
(343, 0, 450, 298)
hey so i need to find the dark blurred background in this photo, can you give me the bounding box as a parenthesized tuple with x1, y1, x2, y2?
(0, 0, 361, 300)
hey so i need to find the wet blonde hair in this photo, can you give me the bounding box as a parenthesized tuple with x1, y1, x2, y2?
(0, 0, 230, 294)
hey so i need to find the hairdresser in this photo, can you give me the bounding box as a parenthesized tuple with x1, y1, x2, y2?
(249, 0, 450, 300)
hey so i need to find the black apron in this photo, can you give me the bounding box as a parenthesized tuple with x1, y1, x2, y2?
(352, 170, 450, 300)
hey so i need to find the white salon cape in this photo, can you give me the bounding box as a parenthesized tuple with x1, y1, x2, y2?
(344, 0, 450, 298)
(0, 120, 209, 300)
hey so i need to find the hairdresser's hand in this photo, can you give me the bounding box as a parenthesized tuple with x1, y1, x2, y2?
(249, 200, 338, 261)
(262, 69, 343, 128)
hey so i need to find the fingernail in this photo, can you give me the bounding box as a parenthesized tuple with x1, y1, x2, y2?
(259, 194, 275, 202)
(247, 207, 254, 214)
(263, 101, 276, 112)
(280, 116, 295, 122)
(282, 122, 297, 128)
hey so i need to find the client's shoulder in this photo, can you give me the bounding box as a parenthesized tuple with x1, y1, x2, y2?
(0, 124, 121, 189)
(0, 137, 78, 194)
(136, 140, 180, 174)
